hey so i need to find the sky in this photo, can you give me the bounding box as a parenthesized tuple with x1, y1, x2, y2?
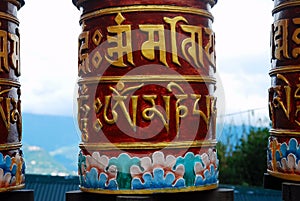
(17, 0, 274, 126)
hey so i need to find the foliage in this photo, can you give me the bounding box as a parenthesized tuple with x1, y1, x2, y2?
(217, 126, 269, 186)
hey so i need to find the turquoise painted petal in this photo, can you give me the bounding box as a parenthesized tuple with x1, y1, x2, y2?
(0, 153, 3, 165)
(4, 156, 11, 170)
(107, 179, 118, 190)
(165, 173, 175, 188)
(280, 143, 288, 158)
(174, 178, 185, 188)
(153, 168, 165, 188)
(86, 168, 99, 188)
(195, 175, 204, 186)
(276, 151, 281, 162)
(289, 138, 298, 154)
(204, 169, 211, 184)
(132, 178, 144, 190)
(99, 173, 108, 188)
(11, 164, 17, 176)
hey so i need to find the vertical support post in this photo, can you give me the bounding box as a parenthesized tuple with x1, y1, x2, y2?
(0, 0, 25, 192)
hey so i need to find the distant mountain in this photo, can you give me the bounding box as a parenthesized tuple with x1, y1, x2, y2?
(23, 144, 74, 175)
(22, 113, 79, 175)
(20, 112, 270, 175)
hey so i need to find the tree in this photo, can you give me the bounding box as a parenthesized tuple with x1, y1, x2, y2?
(217, 127, 269, 186)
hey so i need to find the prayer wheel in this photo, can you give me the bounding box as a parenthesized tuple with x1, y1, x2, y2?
(0, 0, 25, 192)
(73, 0, 219, 193)
(268, 0, 300, 181)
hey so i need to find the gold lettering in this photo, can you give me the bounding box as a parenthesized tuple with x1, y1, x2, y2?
(105, 13, 134, 67)
(292, 18, 300, 58)
(273, 19, 290, 60)
(139, 24, 168, 67)
(77, 84, 90, 142)
(294, 81, 300, 126)
(78, 31, 90, 74)
(181, 25, 203, 68)
(104, 95, 118, 124)
(272, 74, 291, 119)
(8, 33, 20, 76)
(191, 94, 212, 129)
(164, 16, 188, 66)
(0, 30, 8, 73)
(167, 82, 188, 137)
(93, 98, 103, 132)
(204, 27, 216, 71)
(142, 95, 169, 132)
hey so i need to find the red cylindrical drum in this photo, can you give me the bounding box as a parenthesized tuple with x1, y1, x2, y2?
(268, 0, 300, 181)
(0, 0, 25, 192)
(73, 0, 218, 193)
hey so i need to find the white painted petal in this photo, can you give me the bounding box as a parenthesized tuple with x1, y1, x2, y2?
(295, 160, 300, 174)
(174, 164, 185, 177)
(194, 162, 205, 175)
(0, 169, 4, 187)
(201, 153, 210, 168)
(153, 151, 165, 166)
(165, 155, 176, 168)
(281, 158, 288, 171)
(141, 157, 152, 171)
(130, 165, 143, 177)
(92, 152, 101, 162)
(287, 153, 296, 170)
(99, 155, 109, 169)
(107, 165, 117, 176)
(4, 173, 11, 187)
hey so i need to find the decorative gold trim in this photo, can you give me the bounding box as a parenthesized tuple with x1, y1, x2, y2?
(0, 11, 19, 25)
(269, 66, 300, 76)
(273, 1, 300, 15)
(78, 75, 216, 84)
(80, 140, 217, 150)
(0, 184, 25, 192)
(0, 79, 20, 87)
(80, 5, 213, 23)
(268, 170, 300, 182)
(80, 183, 218, 194)
(0, 142, 22, 151)
(269, 128, 300, 136)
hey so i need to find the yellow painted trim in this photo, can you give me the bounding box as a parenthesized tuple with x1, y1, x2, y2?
(268, 170, 300, 182)
(80, 5, 213, 23)
(0, 79, 20, 87)
(0, 11, 19, 25)
(0, 142, 22, 151)
(80, 140, 217, 150)
(273, 1, 300, 15)
(0, 184, 25, 192)
(270, 128, 300, 136)
(80, 183, 218, 194)
(78, 75, 216, 84)
(269, 66, 300, 76)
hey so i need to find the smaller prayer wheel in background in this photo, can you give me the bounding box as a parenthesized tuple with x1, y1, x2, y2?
(268, 0, 300, 181)
(0, 0, 25, 192)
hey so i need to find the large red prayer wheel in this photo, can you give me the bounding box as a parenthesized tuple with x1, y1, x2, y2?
(73, 0, 219, 193)
(0, 0, 25, 192)
(268, 0, 300, 181)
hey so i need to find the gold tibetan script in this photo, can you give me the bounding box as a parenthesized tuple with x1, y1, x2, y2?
(78, 13, 216, 74)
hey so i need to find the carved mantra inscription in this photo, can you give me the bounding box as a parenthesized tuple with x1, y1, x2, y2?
(271, 18, 300, 61)
(78, 13, 216, 74)
(0, 29, 20, 76)
(78, 82, 216, 142)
